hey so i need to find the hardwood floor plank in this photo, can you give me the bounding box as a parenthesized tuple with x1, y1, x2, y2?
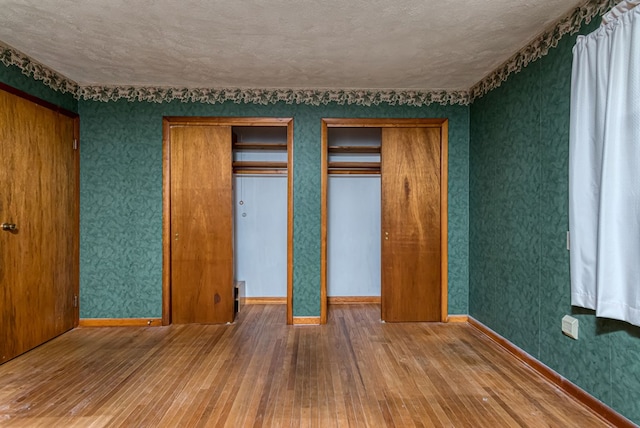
(0, 305, 615, 427)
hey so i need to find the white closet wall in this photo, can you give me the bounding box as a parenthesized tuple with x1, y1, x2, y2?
(233, 127, 288, 298)
(327, 127, 381, 297)
(234, 175, 287, 297)
(328, 176, 381, 296)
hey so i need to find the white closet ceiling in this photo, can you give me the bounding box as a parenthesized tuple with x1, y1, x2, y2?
(0, 0, 584, 90)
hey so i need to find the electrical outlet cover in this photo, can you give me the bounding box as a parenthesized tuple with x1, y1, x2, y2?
(562, 315, 579, 339)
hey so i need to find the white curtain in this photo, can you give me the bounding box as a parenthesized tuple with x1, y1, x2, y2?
(569, 4, 640, 326)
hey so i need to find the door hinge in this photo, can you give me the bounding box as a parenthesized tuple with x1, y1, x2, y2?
(73, 295, 78, 308)
(73, 139, 78, 150)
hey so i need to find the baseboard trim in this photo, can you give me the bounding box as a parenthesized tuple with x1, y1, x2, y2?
(468, 316, 636, 428)
(328, 296, 381, 305)
(79, 318, 162, 327)
(243, 297, 287, 305)
(292, 316, 321, 325)
(446, 315, 469, 323)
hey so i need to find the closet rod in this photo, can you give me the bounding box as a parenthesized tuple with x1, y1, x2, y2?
(328, 162, 380, 169)
(233, 143, 288, 151)
(232, 161, 288, 169)
(328, 145, 381, 153)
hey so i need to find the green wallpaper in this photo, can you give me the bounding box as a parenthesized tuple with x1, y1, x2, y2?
(469, 19, 640, 424)
(79, 100, 469, 318)
(0, 63, 77, 112)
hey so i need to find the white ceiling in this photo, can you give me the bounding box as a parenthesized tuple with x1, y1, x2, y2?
(0, 0, 585, 91)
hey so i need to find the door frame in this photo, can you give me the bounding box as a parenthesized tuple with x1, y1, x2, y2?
(320, 118, 448, 324)
(162, 117, 294, 325)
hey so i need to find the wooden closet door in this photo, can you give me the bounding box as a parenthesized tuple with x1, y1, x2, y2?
(0, 89, 78, 364)
(170, 125, 234, 324)
(381, 127, 441, 322)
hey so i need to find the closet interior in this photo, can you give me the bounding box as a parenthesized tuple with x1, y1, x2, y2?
(232, 126, 288, 303)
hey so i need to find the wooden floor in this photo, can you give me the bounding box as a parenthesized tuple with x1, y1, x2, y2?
(0, 305, 610, 427)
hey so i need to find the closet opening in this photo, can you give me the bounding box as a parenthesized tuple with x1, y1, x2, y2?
(162, 117, 293, 325)
(321, 118, 448, 323)
(326, 128, 382, 305)
(232, 126, 289, 307)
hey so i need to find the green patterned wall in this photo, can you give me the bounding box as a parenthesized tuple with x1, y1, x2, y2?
(469, 20, 640, 424)
(0, 63, 76, 112)
(78, 100, 469, 318)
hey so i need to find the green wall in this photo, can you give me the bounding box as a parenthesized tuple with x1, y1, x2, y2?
(0, 63, 76, 112)
(78, 100, 470, 318)
(469, 20, 640, 424)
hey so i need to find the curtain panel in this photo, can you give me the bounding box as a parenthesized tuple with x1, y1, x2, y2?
(569, 4, 640, 326)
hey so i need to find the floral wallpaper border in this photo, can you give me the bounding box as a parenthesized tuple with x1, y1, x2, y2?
(0, 43, 78, 95)
(0, 0, 617, 106)
(469, 0, 616, 101)
(77, 85, 471, 106)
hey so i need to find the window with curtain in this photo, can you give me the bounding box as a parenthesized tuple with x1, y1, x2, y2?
(569, 1, 640, 326)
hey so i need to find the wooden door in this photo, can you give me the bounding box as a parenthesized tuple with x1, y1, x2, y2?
(0, 88, 78, 363)
(170, 125, 234, 324)
(381, 127, 441, 322)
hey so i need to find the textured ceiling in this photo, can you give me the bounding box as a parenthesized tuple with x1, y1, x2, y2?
(0, 0, 585, 90)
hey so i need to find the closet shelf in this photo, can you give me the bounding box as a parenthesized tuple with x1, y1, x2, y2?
(328, 161, 380, 175)
(233, 143, 287, 151)
(328, 145, 381, 153)
(232, 161, 287, 169)
(328, 162, 380, 169)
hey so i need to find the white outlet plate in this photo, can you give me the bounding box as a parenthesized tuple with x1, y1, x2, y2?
(562, 315, 579, 339)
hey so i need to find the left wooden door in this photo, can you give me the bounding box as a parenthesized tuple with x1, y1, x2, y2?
(0, 88, 78, 364)
(170, 125, 234, 324)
